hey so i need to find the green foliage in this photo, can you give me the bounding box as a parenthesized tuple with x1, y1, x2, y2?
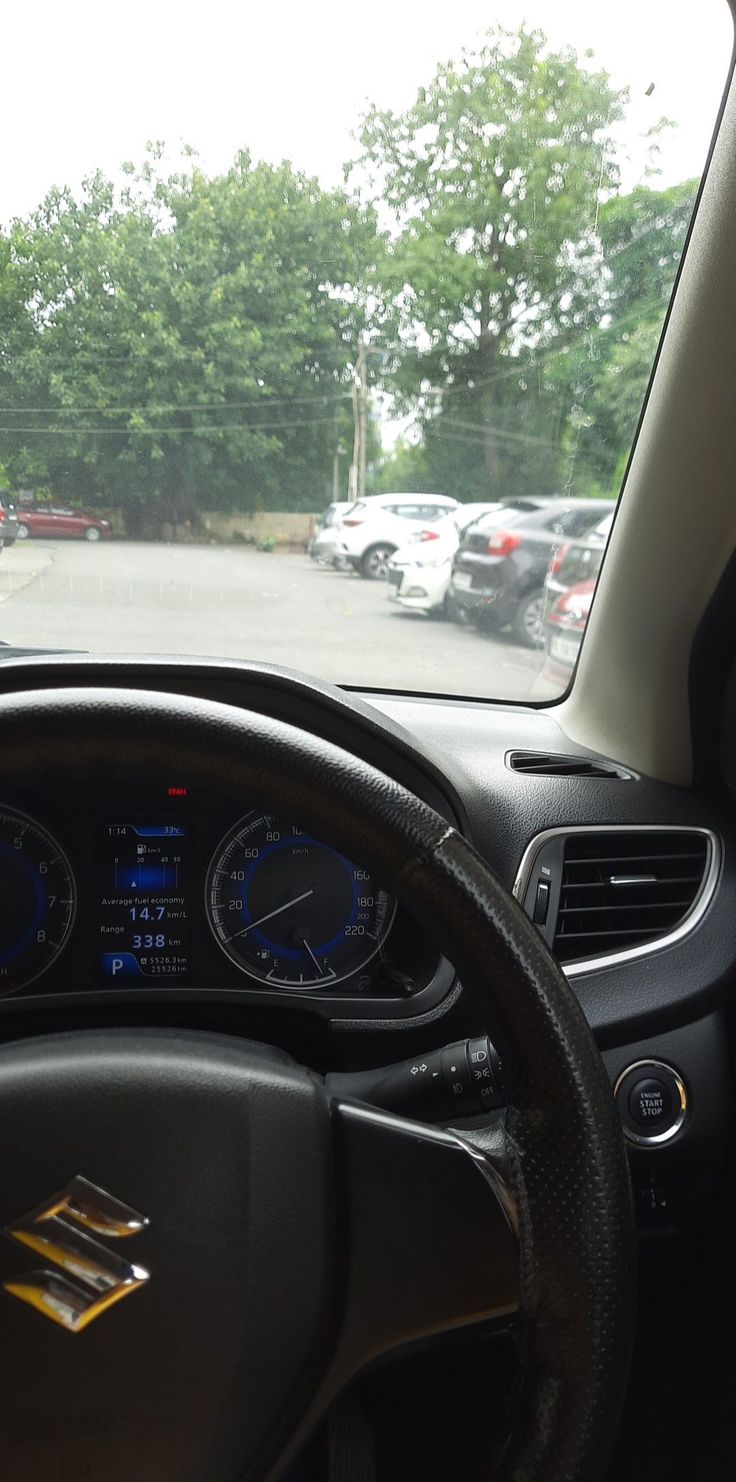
(566, 178, 698, 489)
(0, 152, 378, 528)
(599, 179, 697, 317)
(354, 25, 628, 496)
(370, 438, 431, 494)
(359, 28, 694, 506)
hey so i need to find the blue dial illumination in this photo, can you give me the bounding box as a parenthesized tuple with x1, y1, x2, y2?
(0, 809, 76, 992)
(206, 812, 395, 988)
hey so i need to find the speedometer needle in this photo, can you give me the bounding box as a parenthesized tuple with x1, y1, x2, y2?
(229, 889, 314, 941)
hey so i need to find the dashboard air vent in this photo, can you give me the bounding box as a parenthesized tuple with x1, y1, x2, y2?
(553, 830, 710, 964)
(507, 750, 631, 780)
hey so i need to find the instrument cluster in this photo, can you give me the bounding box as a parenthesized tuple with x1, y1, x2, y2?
(0, 788, 446, 1013)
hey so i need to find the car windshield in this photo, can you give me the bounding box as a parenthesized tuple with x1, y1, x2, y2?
(0, 1, 731, 698)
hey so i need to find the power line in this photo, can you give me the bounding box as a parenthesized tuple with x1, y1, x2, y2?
(0, 390, 353, 414)
(429, 423, 563, 454)
(0, 287, 666, 438)
(0, 414, 341, 436)
(413, 291, 670, 403)
(439, 417, 562, 451)
(0, 282, 675, 443)
(0, 344, 365, 364)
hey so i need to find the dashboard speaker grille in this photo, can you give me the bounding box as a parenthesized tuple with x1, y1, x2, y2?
(553, 830, 710, 964)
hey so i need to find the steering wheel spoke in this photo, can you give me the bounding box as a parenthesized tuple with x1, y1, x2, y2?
(332, 1099, 518, 1364)
(263, 1098, 519, 1478)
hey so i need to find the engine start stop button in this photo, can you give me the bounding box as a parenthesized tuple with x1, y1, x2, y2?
(627, 1076, 674, 1129)
(614, 1060, 687, 1146)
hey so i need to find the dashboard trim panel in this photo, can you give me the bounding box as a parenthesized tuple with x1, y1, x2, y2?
(0, 659, 733, 1043)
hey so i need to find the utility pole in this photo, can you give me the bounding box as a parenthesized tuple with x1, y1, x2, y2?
(357, 337, 368, 502)
(349, 337, 368, 503)
(332, 428, 346, 503)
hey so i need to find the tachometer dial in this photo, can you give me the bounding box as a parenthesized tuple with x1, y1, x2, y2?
(206, 812, 395, 988)
(0, 809, 76, 993)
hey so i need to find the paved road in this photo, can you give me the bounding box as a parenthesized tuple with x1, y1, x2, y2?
(0, 540, 555, 700)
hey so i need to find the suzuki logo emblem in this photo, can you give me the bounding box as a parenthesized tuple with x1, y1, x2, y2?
(2, 1175, 150, 1333)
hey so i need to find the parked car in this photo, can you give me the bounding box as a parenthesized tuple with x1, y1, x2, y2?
(334, 492, 459, 579)
(0, 495, 19, 548)
(543, 579, 596, 684)
(386, 499, 553, 617)
(449, 497, 615, 646)
(544, 510, 614, 609)
(307, 502, 353, 564)
(540, 512, 614, 682)
(16, 505, 112, 541)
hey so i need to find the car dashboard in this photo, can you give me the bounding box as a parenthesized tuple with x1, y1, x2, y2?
(0, 651, 732, 1239)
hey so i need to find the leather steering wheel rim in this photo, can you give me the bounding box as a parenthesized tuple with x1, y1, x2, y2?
(0, 686, 636, 1481)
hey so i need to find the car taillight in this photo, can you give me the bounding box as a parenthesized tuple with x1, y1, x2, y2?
(416, 528, 440, 542)
(0, 508, 6, 523)
(486, 530, 521, 556)
(341, 517, 365, 527)
(548, 540, 570, 576)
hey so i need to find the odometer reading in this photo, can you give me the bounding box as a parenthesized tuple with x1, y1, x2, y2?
(206, 812, 395, 988)
(0, 809, 76, 993)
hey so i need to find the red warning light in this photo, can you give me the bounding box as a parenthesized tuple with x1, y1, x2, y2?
(167, 786, 188, 797)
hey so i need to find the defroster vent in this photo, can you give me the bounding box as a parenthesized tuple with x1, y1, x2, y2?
(507, 751, 632, 780)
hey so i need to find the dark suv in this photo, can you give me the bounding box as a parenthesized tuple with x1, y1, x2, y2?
(0, 495, 19, 549)
(449, 497, 614, 646)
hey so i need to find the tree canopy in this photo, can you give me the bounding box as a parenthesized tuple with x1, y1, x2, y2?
(353, 26, 628, 496)
(0, 152, 377, 528)
(0, 26, 697, 526)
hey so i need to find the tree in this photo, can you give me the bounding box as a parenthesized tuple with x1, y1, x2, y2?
(599, 178, 696, 320)
(371, 436, 430, 494)
(0, 151, 379, 528)
(562, 177, 698, 492)
(353, 25, 628, 499)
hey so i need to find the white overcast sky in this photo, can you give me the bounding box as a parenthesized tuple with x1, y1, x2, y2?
(2, 0, 732, 223)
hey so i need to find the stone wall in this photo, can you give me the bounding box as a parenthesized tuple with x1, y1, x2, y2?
(86, 509, 319, 546)
(200, 510, 317, 547)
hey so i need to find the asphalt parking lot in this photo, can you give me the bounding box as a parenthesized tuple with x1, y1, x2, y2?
(0, 540, 556, 700)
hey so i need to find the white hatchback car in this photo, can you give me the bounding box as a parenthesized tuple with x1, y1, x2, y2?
(334, 492, 458, 579)
(387, 499, 555, 616)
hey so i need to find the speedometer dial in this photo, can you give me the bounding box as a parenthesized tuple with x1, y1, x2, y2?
(0, 809, 76, 993)
(206, 812, 395, 988)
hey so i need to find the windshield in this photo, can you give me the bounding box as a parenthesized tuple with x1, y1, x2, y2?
(0, 1, 731, 698)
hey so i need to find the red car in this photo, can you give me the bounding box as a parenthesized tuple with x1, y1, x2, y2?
(17, 505, 112, 541)
(543, 577, 595, 684)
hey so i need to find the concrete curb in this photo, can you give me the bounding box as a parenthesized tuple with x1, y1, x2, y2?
(0, 546, 55, 603)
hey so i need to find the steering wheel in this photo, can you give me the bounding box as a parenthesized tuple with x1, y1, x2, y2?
(0, 688, 635, 1481)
